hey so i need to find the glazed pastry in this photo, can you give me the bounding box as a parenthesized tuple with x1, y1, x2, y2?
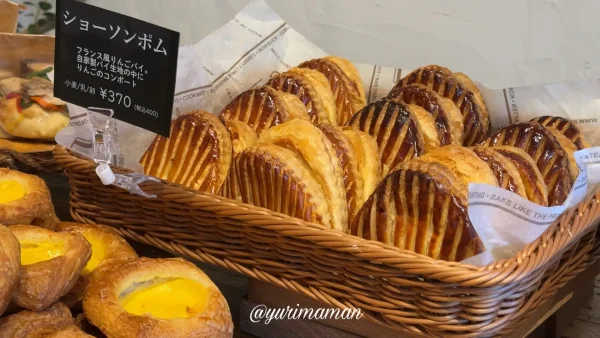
(350, 160, 483, 261)
(228, 143, 332, 228)
(492, 146, 548, 206)
(341, 127, 381, 202)
(56, 222, 139, 308)
(267, 67, 338, 125)
(346, 99, 426, 175)
(83, 257, 233, 338)
(9, 225, 91, 311)
(317, 124, 364, 221)
(258, 120, 347, 232)
(482, 122, 575, 206)
(44, 326, 95, 338)
(223, 119, 258, 157)
(0, 168, 57, 229)
(0, 225, 20, 316)
(219, 86, 309, 135)
(140, 111, 233, 194)
(387, 83, 464, 145)
(396, 65, 489, 146)
(470, 146, 527, 199)
(531, 116, 590, 150)
(405, 103, 440, 153)
(299, 56, 366, 124)
(0, 302, 74, 338)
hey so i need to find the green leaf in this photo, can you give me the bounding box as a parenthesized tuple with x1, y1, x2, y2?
(26, 25, 39, 34)
(43, 12, 56, 20)
(25, 67, 54, 79)
(38, 1, 52, 11)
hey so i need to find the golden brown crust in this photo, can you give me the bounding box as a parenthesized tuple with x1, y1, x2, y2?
(9, 225, 91, 311)
(56, 222, 139, 308)
(482, 122, 573, 206)
(0, 302, 74, 338)
(43, 326, 95, 338)
(0, 138, 55, 153)
(219, 86, 309, 136)
(346, 99, 425, 176)
(470, 146, 527, 199)
(140, 111, 233, 194)
(531, 116, 590, 150)
(83, 257, 233, 338)
(341, 128, 381, 203)
(388, 83, 464, 145)
(544, 127, 579, 182)
(453, 72, 489, 128)
(404, 104, 440, 153)
(397, 65, 489, 146)
(350, 160, 483, 261)
(0, 225, 20, 316)
(324, 56, 366, 105)
(0, 168, 57, 229)
(223, 119, 258, 157)
(492, 146, 548, 206)
(258, 120, 347, 232)
(267, 67, 338, 125)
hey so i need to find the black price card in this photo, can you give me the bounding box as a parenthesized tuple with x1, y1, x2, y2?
(54, 0, 179, 137)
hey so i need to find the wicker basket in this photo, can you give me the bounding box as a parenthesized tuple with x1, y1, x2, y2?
(54, 146, 600, 337)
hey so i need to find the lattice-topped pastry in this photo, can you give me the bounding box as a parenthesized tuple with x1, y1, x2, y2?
(470, 146, 527, 199)
(531, 116, 590, 150)
(340, 127, 381, 202)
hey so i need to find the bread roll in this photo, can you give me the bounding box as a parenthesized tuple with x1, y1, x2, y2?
(0, 302, 74, 338)
(341, 127, 381, 203)
(470, 146, 527, 199)
(388, 83, 464, 145)
(140, 111, 232, 194)
(267, 67, 338, 125)
(0, 225, 19, 316)
(219, 86, 309, 135)
(531, 116, 590, 150)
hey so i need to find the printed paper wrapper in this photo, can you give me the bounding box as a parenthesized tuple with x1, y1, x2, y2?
(55, 0, 600, 265)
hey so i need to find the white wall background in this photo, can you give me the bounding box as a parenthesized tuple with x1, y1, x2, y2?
(87, 0, 600, 89)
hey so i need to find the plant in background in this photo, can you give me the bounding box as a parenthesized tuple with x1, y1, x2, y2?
(21, 1, 55, 34)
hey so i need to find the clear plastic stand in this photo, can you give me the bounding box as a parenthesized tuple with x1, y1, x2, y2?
(87, 107, 159, 198)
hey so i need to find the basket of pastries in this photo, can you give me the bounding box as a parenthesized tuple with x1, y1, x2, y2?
(0, 33, 66, 174)
(54, 58, 600, 337)
(0, 167, 234, 338)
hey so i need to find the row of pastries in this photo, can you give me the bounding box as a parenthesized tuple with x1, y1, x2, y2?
(0, 168, 233, 337)
(141, 57, 589, 262)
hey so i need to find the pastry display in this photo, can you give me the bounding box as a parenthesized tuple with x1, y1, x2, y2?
(56, 222, 139, 308)
(267, 67, 338, 125)
(223, 119, 258, 157)
(0, 302, 75, 338)
(341, 127, 381, 203)
(83, 257, 233, 338)
(0, 168, 57, 229)
(0, 225, 20, 316)
(469, 146, 527, 199)
(393, 65, 489, 146)
(219, 86, 310, 135)
(531, 116, 590, 150)
(299, 56, 366, 125)
(9, 225, 91, 311)
(140, 111, 233, 194)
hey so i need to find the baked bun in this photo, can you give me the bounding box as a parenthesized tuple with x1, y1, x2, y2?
(470, 146, 527, 199)
(44, 326, 95, 338)
(341, 127, 381, 202)
(219, 86, 309, 135)
(0, 225, 20, 316)
(396, 65, 489, 146)
(227, 143, 332, 228)
(83, 257, 233, 338)
(388, 83, 464, 145)
(0, 168, 57, 229)
(0, 302, 74, 338)
(492, 146, 548, 206)
(267, 67, 338, 125)
(258, 120, 347, 232)
(140, 111, 233, 194)
(346, 99, 426, 175)
(223, 119, 258, 156)
(531, 116, 590, 150)
(56, 222, 139, 308)
(350, 160, 483, 261)
(482, 122, 575, 206)
(299, 56, 366, 124)
(9, 225, 91, 311)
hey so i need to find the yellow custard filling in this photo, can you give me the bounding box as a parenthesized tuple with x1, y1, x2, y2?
(0, 179, 25, 204)
(81, 230, 107, 275)
(20, 240, 65, 265)
(120, 278, 208, 319)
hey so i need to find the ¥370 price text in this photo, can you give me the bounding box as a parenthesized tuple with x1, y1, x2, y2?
(99, 88, 158, 118)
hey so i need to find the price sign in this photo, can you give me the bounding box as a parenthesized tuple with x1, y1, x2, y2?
(54, 0, 179, 137)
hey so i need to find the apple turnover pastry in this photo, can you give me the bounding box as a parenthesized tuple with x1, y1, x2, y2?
(140, 111, 232, 194)
(0, 168, 57, 229)
(299, 56, 366, 124)
(9, 225, 91, 311)
(219, 86, 309, 135)
(531, 116, 590, 150)
(482, 122, 577, 206)
(0, 302, 75, 338)
(341, 127, 381, 202)
(223, 119, 258, 157)
(396, 65, 489, 146)
(470, 146, 527, 199)
(0, 225, 20, 316)
(267, 67, 338, 125)
(83, 257, 233, 338)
